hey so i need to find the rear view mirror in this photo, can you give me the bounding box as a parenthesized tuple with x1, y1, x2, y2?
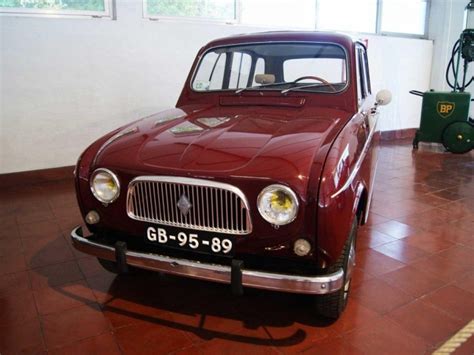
(255, 74, 276, 84)
(376, 90, 392, 106)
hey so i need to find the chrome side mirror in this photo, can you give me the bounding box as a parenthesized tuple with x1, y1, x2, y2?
(376, 90, 392, 106)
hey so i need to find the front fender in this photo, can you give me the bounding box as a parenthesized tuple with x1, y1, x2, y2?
(316, 110, 376, 267)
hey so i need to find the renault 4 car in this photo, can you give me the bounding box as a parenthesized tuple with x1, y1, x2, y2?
(71, 31, 391, 319)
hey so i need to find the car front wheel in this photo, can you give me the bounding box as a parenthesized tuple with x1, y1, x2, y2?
(314, 218, 357, 319)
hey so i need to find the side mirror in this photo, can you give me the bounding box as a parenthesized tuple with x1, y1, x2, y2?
(376, 90, 392, 106)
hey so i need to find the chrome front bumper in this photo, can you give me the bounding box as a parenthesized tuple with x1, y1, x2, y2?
(71, 226, 344, 295)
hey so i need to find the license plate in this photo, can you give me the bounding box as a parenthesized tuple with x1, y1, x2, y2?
(145, 225, 234, 256)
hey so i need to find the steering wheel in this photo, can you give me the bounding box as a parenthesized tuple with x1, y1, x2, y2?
(293, 76, 337, 92)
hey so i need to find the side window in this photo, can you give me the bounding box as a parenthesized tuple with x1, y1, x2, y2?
(363, 50, 371, 94)
(356, 45, 370, 104)
(228, 52, 252, 89)
(355, 48, 363, 105)
(252, 57, 266, 85)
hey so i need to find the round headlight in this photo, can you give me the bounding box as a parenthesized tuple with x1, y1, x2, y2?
(90, 168, 120, 204)
(257, 184, 299, 225)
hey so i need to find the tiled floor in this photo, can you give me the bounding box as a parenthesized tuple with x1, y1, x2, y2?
(1, 140, 473, 355)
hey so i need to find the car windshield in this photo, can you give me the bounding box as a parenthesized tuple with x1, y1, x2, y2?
(192, 42, 348, 94)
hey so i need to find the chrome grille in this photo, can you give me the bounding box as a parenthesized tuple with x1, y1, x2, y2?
(126, 176, 252, 235)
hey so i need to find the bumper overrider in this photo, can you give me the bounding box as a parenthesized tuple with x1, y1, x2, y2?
(71, 226, 344, 295)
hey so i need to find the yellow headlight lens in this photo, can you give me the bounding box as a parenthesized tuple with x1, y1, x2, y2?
(270, 191, 294, 212)
(258, 185, 299, 225)
(90, 168, 120, 204)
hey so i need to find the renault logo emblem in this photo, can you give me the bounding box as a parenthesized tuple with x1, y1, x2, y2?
(177, 194, 192, 216)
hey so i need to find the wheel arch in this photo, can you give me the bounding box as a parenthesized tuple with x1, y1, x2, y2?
(354, 184, 368, 226)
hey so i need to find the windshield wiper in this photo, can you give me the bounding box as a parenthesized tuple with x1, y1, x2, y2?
(235, 81, 288, 94)
(281, 83, 333, 94)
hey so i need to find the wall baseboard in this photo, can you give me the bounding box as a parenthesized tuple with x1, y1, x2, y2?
(380, 128, 417, 141)
(0, 165, 75, 189)
(0, 129, 417, 188)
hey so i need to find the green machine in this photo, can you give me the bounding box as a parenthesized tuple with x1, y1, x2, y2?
(411, 1, 474, 154)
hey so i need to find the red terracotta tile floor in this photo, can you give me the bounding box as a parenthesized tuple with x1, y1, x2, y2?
(0, 140, 473, 354)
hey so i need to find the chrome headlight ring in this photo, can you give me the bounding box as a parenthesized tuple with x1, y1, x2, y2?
(257, 184, 299, 226)
(90, 168, 120, 204)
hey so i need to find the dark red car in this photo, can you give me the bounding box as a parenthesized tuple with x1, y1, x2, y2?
(72, 31, 391, 319)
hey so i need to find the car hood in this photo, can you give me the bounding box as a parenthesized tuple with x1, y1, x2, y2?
(93, 105, 351, 194)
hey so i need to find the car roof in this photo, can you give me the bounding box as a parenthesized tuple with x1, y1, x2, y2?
(203, 31, 358, 50)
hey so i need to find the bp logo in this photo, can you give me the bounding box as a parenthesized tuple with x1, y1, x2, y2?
(437, 101, 455, 118)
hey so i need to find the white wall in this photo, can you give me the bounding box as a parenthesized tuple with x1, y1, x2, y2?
(365, 35, 432, 133)
(0, 0, 433, 174)
(429, 0, 474, 97)
(429, 0, 471, 90)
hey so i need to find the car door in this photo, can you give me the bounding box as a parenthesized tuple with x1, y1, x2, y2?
(355, 43, 380, 223)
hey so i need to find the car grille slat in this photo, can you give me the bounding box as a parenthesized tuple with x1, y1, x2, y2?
(147, 182, 153, 220)
(127, 176, 252, 235)
(152, 182, 159, 222)
(210, 188, 216, 228)
(145, 182, 151, 220)
(164, 183, 170, 222)
(172, 183, 178, 224)
(190, 185, 196, 226)
(138, 183, 143, 217)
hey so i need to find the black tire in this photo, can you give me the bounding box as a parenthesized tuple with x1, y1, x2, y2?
(97, 258, 125, 274)
(314, 218, 357, 319)
(441, 122, 473, 154)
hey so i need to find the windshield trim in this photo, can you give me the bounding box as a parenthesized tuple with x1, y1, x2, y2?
(189, 41, 350, 95)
